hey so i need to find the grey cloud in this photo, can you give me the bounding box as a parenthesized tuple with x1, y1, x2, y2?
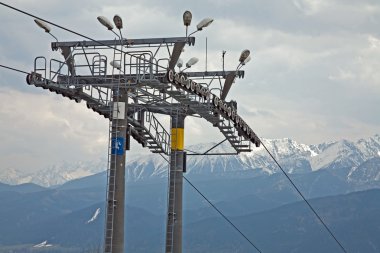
(0, 0, 379, 171)
(130, 0, 380, 35)
(238, 105, 277, 118)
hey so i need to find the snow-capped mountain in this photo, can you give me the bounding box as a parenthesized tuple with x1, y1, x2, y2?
(124, 134, 380, 181)
(0, 134, 379, 186)
(310, 135, 380, 171)
(0, 159, 107, 187)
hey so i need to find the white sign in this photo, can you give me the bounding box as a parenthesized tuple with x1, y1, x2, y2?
(112, 102, 125, 120)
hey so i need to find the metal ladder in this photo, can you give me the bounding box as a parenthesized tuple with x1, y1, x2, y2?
(165, 107, 179, 253)
(104, 119, 116, 252)
(104, 38, 124, 253)
(165, 152, 177, 253)
(92, 55, 107, 76)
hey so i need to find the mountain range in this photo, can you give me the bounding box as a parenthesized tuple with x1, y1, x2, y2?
(1, 134, 379, 187)
(0, 134, 379, 252)
(1, 179, 380, 252)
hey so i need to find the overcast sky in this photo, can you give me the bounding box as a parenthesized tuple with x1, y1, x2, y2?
(0, 0, 379, 172)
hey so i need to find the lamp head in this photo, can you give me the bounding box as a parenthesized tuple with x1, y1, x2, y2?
(113, 15, 123, 30)
(97, 16, 114, 30)
(183, 10, 192, 26)
(239, 49, 250, 63)
(34, 19, 51, 33)
(196, 18, 213, 31)
(110, 60, 121, 70)
(186, 57, 199, 68)
(242, 55, 251, 65)
(177, 58, 183, 68)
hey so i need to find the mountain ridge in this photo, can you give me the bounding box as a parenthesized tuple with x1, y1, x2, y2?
(1, 188, 379, 252)
(0, 134, 379, 187)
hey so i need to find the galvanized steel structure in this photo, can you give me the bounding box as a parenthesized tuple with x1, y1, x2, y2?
(26, 12, 260, 253)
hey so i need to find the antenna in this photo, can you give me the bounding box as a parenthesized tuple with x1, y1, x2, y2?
(206, 37, 208, 72)
(222, 50, 226, 73)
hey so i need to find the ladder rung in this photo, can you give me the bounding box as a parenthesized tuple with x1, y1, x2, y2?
(233, 144, 249, 148)
(236, 149, 251, 152)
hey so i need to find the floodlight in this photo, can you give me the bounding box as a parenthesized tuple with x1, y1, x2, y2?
(196, 18, 214, 31)
(239, 49, 250, 63)
(97, 16, 114, 30)
(188, 17, 214, 36)
(177, 58, 183, 68)
(34, 19, 51, 33)
(183, 11, 192, 26)
(110, 60, 121, 70)
(242, 55, 251, 65)
(113, 15, 123, 30)
(186, 57, 199, 68)
(34, 19, 58, 42)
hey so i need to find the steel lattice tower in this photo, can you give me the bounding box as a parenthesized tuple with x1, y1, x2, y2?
(27, 12, 260, 253)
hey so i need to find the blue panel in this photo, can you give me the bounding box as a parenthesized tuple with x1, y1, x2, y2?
(111, 137, 125, 155)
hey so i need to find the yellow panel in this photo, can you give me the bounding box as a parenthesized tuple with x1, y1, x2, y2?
(171, 128, 184, 150)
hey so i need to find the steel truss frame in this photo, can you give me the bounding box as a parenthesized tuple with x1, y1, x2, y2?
(27, 35, 261, 253)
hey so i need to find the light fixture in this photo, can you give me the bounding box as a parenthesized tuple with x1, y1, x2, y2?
(110, 60, 121, 70)
(177, 58, 183, 69)
(242, 55, 251, 65)
(97, 15, 124, 40)
(183, 10, 192, 37)
(239, 49, 250, 63)
(97, 16, 114, 30)
(237, 49, 252, 70)
(34, 19, 50, 33)
(34, 19, 58, 42)
(183, 11, 192, 26)
(188, 17, 214, 37)
(180, 57, 199, 72)
(196, 18, 213, 31)
(186, 57, 199, 68)
(113, 15, 123, 30)
(222, 49, 252, 100)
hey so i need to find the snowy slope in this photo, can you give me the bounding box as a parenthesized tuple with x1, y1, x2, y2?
(122, 134, 380, 182)
(310, 134, 380, 170)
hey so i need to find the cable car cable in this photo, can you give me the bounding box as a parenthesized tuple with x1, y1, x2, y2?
(183, 175, 263, 253)
(259, 140, 348, 253)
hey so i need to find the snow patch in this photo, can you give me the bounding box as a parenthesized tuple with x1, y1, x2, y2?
(309, 149, 318, 157)
(33, 241, 53, 248)
(87, 208, 100, 224)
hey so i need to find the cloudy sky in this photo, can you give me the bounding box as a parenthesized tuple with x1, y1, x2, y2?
(0, 0, 379, 172)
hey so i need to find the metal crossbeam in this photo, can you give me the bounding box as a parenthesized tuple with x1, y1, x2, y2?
(52, 37, 196, 50)
(185, 70, 244, 79)
(56, 70, 244, 88)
